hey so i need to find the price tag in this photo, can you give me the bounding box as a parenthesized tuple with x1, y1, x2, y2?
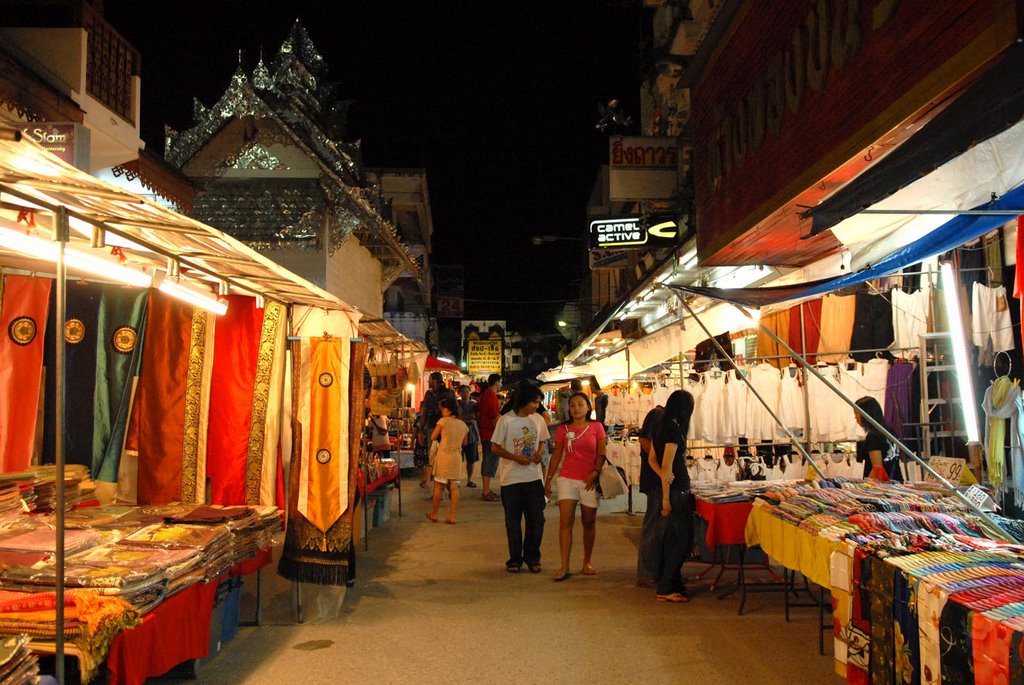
(926, 456, 966, 484)
(961, 484, 997, 512)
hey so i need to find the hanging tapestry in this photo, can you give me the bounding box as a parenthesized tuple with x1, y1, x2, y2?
(43, 281, 101, 468)
(206, 296, 286, 505)
(248, 300, 287, 505)
(0, 275, 51, 471)
(92, 286, 149, 485)
(278, 336, 366, 586)
(129, 291, 214, 505)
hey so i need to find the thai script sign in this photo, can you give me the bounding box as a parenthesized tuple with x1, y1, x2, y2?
(609, 136, 679, 201)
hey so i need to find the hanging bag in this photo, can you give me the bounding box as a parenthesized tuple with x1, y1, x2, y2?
(597, 460, 628, 498)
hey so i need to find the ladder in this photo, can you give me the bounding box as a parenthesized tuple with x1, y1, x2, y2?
(916, 332, 967, 459)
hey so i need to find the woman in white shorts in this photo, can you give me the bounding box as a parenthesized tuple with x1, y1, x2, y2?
(544, 392, 607, 581)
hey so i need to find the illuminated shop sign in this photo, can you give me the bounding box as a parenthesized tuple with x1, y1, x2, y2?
(588, 217, 679, 250)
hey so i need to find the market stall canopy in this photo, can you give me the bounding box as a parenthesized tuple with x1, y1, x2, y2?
(424, 355, 459, 373)
(358, 318, 427, 353)
(806, 43, 1024, 237)
(0, 130, 350, 310)
(666, 181, 1024, 308)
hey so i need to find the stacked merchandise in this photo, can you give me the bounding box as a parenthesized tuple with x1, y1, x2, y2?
(0, 503, 280, 681)
(0, 635, 39, 685)
(690, 480, 777, 504)
(120, 523, 235, 589)
(161, 504, 282, 568)
(0, 487, 22, 524)
(0, 466, 93, 515)
(749, 479, 1024, 683)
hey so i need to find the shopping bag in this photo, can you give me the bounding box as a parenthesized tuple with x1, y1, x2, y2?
(428, 440, 439, 466)
(597, 461, 628, 498)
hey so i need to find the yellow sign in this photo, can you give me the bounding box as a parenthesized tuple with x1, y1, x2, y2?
(467, 339, 502, 376)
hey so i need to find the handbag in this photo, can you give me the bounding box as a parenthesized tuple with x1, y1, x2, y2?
(428, 440, 439, 466)
(597, 460, 628, 498)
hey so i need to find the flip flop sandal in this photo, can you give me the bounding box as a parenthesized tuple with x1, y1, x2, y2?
(553, 571, 570, 582)
(528, 565, 542, 574)
(506, 564, 521, 573)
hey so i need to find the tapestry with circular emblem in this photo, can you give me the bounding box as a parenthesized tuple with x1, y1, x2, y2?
(65, 318, 86, 345)
(318, 372, 333, 387)
(8, 317, 36, 346)
(316, 449, 331, 464)
(111, 326, 137, 354)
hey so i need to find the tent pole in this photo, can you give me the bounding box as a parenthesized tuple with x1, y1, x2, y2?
(799, 305, 812, 458)
(54, 206, 68, 685)
(677, 299, 826, 479)
(750, 308, 1013, 541)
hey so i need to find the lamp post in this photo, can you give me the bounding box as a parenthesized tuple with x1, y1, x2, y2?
(531, 235, 585, 246)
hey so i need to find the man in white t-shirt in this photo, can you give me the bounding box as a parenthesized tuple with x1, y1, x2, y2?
(491, 382, 550, 573)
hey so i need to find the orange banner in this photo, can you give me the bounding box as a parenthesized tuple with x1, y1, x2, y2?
(305, 338, 343, 533)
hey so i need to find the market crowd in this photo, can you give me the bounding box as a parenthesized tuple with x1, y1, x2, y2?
(393, 371, 697, 603)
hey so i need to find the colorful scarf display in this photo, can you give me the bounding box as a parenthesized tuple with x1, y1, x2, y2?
(278, 323, 366, 586)
(0, 274, 51, 471)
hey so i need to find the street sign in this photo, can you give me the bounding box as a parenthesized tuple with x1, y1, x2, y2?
(588, 248, 630, 270)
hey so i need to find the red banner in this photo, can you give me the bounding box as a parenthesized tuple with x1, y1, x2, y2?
(0, 275, 51, 471)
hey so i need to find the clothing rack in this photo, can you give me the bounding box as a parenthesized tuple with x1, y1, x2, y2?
(692, 346, 920, 366)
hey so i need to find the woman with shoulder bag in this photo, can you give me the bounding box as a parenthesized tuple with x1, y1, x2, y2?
(544, 392, 607, 582)
(653, 390, 695, 603)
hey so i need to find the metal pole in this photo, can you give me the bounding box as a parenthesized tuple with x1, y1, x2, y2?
(678, 299, 827, 479)
(751, 309, 1013, 541)
(855, 209, 1024, 216)
(799, 305, 812, 458)
(54, 206, 68, 685)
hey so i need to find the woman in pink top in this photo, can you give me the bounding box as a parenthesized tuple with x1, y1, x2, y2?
(544, 392, 607, 581)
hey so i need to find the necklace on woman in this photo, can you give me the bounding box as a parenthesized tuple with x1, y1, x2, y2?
(565, 422, 590, 453)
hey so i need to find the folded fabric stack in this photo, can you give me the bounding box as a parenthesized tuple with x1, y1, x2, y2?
(159, 504, 282, 568)
(690, 480, 777, 503)
(0, 635, 39, 685)
(0, 488, 22, 526)
(0, 589, 138, 684)
(120, 523, 234, 587)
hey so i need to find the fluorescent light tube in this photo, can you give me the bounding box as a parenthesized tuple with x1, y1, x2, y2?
(0, 225, 152, 287)
(939, 261, 980, 443)
(158, 278, 228, 316)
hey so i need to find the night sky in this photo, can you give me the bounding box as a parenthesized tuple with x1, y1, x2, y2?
(103, 1, 642, 332)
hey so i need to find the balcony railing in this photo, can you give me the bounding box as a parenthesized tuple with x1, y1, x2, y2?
(81, 3, 140, 124)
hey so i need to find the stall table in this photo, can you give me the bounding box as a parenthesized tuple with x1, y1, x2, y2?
(694, 496, 787, 614)
(357, 464, 402, 550)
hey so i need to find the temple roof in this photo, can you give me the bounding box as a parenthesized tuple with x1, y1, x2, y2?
(163, 21, 420, 282)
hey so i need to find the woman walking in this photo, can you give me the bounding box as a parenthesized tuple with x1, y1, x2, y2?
(428, 398, 468, 524)
(491, 382, 550, 573)
(653, 390, 695, 603)
(544, 392, 607, 581)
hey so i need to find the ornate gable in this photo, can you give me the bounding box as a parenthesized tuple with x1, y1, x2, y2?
(163, 22, 421, 283)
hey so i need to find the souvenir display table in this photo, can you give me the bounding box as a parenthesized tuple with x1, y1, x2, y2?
(735, 478, 1024, 682)
(693, 482, 789, 614)
(357, 463, 402, 550)
(0, 503, 281, 684)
